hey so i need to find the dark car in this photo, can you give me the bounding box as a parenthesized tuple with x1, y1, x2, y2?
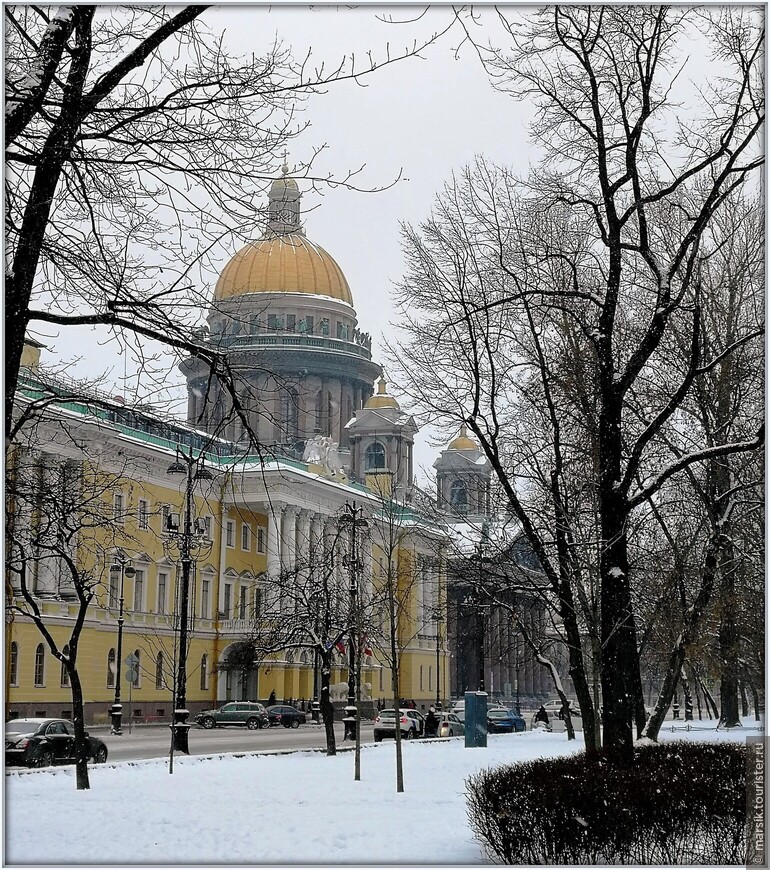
(194, 701, 269, 730)
(5, 718, 108, 768)
(266, 705, 306, 728)
(487, 707, 527, 734)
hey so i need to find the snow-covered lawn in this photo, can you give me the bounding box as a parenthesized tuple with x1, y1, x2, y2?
(5, 726, 756, 865)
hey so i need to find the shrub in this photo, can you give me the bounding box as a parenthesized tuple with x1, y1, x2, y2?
(466, 742, 746, 864)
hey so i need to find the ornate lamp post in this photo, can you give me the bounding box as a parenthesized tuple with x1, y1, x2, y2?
(109, 550, 135, 735)
(165, 449, 212, 754)
(339, 501, 368, 741)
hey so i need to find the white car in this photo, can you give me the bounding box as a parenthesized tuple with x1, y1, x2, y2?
(373, 708, 425, 741)
(541, 699, 580, 719)
(437, 712, 465, 737)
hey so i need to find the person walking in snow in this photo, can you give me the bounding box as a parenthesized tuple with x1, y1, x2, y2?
(268, 690, 276, 706)
(425, 706, 440, 738)
(534, 705, 550, 726)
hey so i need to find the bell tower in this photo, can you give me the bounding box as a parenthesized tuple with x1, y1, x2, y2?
(434, 425, 491, 518)
(346, 378, 418, 501)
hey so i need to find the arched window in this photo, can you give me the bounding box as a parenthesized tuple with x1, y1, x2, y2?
(155, 652, 164, 689)
(200, 654, 208, 690)
(282, 389, 300, 440)
(365, 442, 386, 471)
(34, 643, 45, 687)
(107, 648, 116, 688)
(10, 642, 18, 686)
(60, 644, 70, 688)
(450, 480, 468, 513)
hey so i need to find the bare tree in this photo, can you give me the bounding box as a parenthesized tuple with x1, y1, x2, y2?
(5, 5, 454, 444)
(392, 6, 763, 760)
(6, 430, 129, 789)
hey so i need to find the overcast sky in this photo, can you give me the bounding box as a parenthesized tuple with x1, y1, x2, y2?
(36, 4, 728, 483)
(44, 4, 537, 481)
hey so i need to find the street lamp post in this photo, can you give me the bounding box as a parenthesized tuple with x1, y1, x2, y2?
(339, 501, 368, 741)
(166, 449, 212, 755)
(109, 550, 135, 735)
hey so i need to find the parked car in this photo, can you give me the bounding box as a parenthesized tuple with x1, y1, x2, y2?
(194, 702, 269, 730)
(373, 708, 423, 741)
(542, 699, 580, 720)
(266, 705, 306, 728)
(437, 712, 465, 738)
(487, 708, 527, 733)
(451, 700, 465, 722)
(5, 718, 108, 768)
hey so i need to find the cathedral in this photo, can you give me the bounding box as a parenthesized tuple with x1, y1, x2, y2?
(7, 167, 555, 724)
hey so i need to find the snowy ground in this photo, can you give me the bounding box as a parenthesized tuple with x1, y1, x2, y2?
(5, 723, 759, 866)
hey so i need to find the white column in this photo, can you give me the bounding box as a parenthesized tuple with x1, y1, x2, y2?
(35, 453, 60, 597)
(296, 510, 311, 568)
(266, 504, 283, 612)
(281, 506, 297, 570)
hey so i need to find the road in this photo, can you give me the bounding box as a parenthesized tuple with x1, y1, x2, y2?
(95, 722, 377, 763)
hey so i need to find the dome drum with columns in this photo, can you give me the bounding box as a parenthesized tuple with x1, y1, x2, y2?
(181, 164, 381, 455)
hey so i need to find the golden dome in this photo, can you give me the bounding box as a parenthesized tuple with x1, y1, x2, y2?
(364, 378, 399, 410)
(214, 234, 353, 305)
(448, 424, 477, 450)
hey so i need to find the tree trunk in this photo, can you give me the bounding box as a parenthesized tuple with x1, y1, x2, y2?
(319, 654, 336, 756)
(749, 683, 760, 721)
(69, 666, 90, 790)
(702, 682, 720, 720)
(739, 681, 749, 717)
(680, 667, 694, 721)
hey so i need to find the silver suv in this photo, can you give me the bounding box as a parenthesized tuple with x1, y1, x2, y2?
(194, 701, 269, 730)
(373, 708, 425, 741)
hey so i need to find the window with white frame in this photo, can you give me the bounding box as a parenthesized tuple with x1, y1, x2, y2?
(108, 568, 119, 608)
(133, 569, 144, 612)
(107, 648, 116, 688)
(137, 499, 149, 530)
(10, 642, 18, 686)
(200, 654, 209, 690)
(239, 586, 248, 619)
(225, 519, 235, 548)
(155, 652, 164, 689)
(157, 571, 168, 614)
(203, 515, 213, 540)
(223, 583, 232, 619)
(132, 649, 141, 688)
(419, 664, 424, 690)
(34, 643, 45, 686)
(254, 586, 262, 618)
(201, 578, 210, 619)
(113, 491, 125, 524)
(160, 504, 171, 534)
(256, 527, 266, 554)
(61, 644, 70, 687)
(241, 523, 251, 551)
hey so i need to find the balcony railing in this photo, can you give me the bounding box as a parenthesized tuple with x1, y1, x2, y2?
(214, 333, 373, 359)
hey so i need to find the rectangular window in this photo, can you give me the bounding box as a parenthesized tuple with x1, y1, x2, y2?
(305, 315, 314, 335)
(379, 668, 384, 691)
(137, 499, 149, 531)
(201, 579, 210, 620)
(113, 491, 125, 524)
(257, 527, 266, 554)
(133, 570, 144, 612)
(223, 584, 232, 620)
(239, 586, 248, 620)
(286, 314, 296, 332)
(108, 570, 119, 608)
(225, 520, 235, 548)
(428, 665, 432, 691)
(161, 504, 171, 534)
(241, 523, 251, 551)
(157, 572, 167, 614)
(254, 587, 262, 618)
(268, 313, 280, 331)
(203, 515, 213, 540)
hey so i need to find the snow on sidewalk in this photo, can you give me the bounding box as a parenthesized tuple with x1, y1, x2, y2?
(5, 727, 752, 865)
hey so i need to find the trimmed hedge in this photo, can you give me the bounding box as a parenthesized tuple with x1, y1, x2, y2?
(466, 742, 746, 864)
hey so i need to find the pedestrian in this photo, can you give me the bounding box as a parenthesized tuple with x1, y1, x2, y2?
(268, 689, 276, 706)
(534, 705, 550, 726)
(425, 706, 440, 738)
(408, 699, 416, 710)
